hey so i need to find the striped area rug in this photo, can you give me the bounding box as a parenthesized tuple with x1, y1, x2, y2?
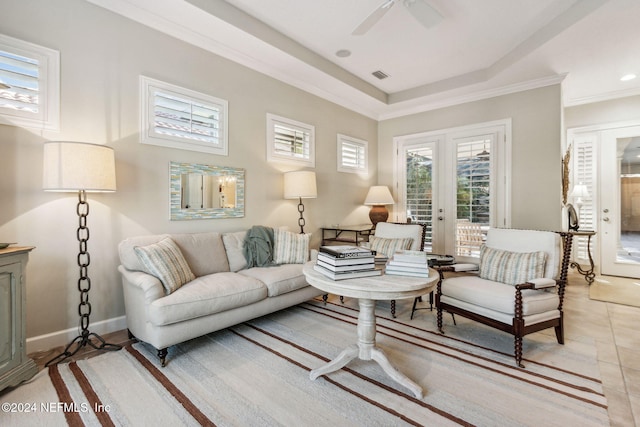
(1, 299, 609, 426)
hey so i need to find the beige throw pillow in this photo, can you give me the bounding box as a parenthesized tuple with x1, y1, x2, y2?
(134, 237, 195, 294)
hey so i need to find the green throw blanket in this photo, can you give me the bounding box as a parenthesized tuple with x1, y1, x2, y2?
(243, 225, 275, 267)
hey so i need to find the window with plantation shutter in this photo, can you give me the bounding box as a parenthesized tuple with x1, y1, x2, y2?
(0, 34, 59, 130)
(571, 136, 597, 261)
(140, 76, 228, 155)
(337, 134, 368, 174)
(266, 113, 315, 167)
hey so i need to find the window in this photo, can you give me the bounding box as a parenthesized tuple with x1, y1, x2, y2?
(140, 76, 228, 155)
(337, 134, 368, 174)
(0, 34, 59, 131)
(266, 113, 315, 167)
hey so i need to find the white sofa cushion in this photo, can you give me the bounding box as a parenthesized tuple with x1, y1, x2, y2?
(134, 237, 195, 295)
(442, 275, 559, 316)
(478, 246, 546, 286)
(238, 264, 308, 297)
(172, 232, 230, 276)
(222, 230, 248, 272)
(148, 272, 267, 326)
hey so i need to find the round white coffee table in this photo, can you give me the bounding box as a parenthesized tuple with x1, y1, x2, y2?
(302, 262, 437, 399)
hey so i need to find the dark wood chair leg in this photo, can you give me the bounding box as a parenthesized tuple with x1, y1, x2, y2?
(158, 348, 168, 367)
(515, 336, 524, 368)
(437, 307, 444, 333)
(340, 296, 344, 303)
(322, 294, 328, 304)
(391, 299, 396, 318)
(410, 297, 419, 319)
(555, 321, 564, 345)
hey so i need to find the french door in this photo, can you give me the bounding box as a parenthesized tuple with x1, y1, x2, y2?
(395, 120, 510, 262)
(568, 122, 640, 278)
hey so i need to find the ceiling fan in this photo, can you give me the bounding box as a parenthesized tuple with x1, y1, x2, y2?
(352, 0, 443, 35)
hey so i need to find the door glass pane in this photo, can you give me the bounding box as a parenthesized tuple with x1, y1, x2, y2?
(619, 138, 640, 264)
(405, 147, 433, 251)
(456, 138, 491, 257)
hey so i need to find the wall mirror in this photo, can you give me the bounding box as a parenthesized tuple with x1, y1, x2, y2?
(170, 161, 245, 220)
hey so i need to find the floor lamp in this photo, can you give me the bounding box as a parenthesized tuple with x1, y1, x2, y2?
(284, 170, 317, 234)
(43, 141, 121, 366)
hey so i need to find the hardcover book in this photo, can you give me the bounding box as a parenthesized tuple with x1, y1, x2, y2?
(319, 245, 376, 258)
(313, 264, 381, 280)
(317, 252, 374, 266)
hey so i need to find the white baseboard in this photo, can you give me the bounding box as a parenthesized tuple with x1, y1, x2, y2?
(26, 316, 128, 355)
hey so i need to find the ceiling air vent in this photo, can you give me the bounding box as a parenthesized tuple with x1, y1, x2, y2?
(372, 70, 389, 80)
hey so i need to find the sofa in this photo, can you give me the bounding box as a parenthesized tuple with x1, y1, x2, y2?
(117, 228, 323, 366)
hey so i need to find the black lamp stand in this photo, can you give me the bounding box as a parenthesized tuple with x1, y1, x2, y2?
(45, 190, 121, 367)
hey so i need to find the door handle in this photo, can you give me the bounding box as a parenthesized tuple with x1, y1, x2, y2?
(603, 217, 610, 222)
(438, 216, 444, 221)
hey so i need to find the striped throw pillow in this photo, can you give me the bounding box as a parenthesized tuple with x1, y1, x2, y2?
(368, 236, 414, 258)
(479, 246, 547, 286)
(134, 237, 195, 294)
(273, 229, 310, 264)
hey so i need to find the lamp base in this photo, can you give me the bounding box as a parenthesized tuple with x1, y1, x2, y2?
(369, 205, 389, 226)
(45, 330, 121, 367)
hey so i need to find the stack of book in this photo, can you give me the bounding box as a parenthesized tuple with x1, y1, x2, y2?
(315, 245, 381, 280)
(385, 250, 430, 277)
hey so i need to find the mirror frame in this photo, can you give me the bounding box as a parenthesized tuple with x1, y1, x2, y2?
(170, 161, 245, 220)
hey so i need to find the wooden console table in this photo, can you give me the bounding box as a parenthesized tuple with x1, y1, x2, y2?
(0, 246, 37, 392)
(321, 224, 373, 246)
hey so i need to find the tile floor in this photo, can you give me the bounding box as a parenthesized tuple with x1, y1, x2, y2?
(564, 272, 640, 426)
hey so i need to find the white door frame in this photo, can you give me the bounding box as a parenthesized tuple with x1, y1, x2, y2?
(567, 120, 640, 278)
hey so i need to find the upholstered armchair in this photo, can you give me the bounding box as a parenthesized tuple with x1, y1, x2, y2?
(435, 228, 573, 368)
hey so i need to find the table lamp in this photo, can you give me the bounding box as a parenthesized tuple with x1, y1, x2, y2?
(364, 185, 395, 226)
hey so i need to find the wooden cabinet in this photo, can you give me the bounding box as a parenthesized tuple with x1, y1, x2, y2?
(0, 247, 37, 392)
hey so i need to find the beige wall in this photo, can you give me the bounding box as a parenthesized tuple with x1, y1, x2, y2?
(0, 0, 377, 346)
(565, 95, 640, 129)
(378, 85, 563, 231)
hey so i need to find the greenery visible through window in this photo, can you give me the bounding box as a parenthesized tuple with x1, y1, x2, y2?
(0, 34, 59, 130)
(338, 134, 368, 174)
(140, 76, 228, 155)
(266, 113, 315, 167)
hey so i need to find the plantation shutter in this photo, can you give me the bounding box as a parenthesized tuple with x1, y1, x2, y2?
(0, 50, 39, 114)
(572, 137, 597, 260)
(153, 90, 222, 145)
(273, 122, 310, 160)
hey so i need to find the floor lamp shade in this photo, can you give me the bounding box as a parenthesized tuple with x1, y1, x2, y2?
(283, 170, 317, 199)
(364, 185, 395, 225)
(43, 141, 116, 192)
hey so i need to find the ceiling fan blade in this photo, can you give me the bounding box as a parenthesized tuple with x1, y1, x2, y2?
(352, 0, 396, 35)
(404, 0, 443, 29)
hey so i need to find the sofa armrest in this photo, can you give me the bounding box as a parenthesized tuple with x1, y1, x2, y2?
(118, 265, 165, 303)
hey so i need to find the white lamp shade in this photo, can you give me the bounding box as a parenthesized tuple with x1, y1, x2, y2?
(284, 171, 317, 199)
(569, 183, 590, 199)
(43, 141, 116, 192)
(364, 185, 394, 205)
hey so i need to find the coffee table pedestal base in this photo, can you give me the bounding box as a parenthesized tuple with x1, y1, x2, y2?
(309, 299, 423, 399)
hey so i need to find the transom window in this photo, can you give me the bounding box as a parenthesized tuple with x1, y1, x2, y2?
(266, 113, 315, 167)
(337, 134, 368, 174)
(0, 34, 59, 131)
(140, 76, 228, 155)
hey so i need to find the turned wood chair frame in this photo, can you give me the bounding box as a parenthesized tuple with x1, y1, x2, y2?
(434, 231, 573, 368)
